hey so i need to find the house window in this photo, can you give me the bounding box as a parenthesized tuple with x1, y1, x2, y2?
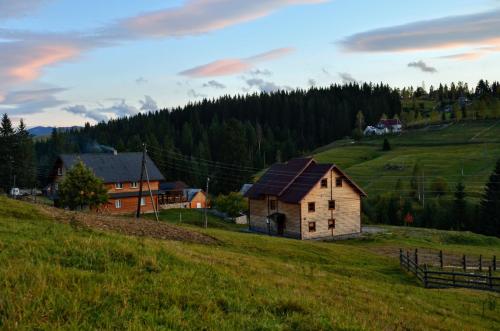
(328, 219, 336, 230)
(57, 167, 63, 176)
(140, 197, 146, 206)
(308, 222, 316, 232)
(115, 200, 122, 209)
(321, 179, 328, 188)
(308, 202, 315, 212)
(329, 200, 336, 210)
(269, 200, 277, 210)
(131, 182, 139, 189)
(115, 183, 123, 189)
(336, 177, 343, 187)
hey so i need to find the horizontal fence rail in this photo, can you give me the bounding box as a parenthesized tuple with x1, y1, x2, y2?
(399, 249, 499, 293)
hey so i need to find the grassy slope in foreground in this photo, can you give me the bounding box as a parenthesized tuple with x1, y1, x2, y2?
(314, 120, 500, 200)
(0, 197, 499, 330)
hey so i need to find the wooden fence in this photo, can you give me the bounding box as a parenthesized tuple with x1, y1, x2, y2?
(399, 249, 500, 292)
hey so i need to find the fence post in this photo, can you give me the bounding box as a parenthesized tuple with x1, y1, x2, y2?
(452, 272, 456, 286)
(424, 264, 428, 288)
(407, 251, 410, 272)
(415, 248, 418, 266)
(439, 250, 443, 269)
(489, 266, 493, 290)
(479, 255, 482, 272)
(494, 256, 497, 271)
(462, 255, 467, 272)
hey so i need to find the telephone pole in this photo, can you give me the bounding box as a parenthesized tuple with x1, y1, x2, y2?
(136, 143, 147, 219)
(204, 177, 210, 228)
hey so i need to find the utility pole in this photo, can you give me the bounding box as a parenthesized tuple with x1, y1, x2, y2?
(204, 177, 210, 228)
(144, 158, 159, 222)
(136, 143, 147, 219)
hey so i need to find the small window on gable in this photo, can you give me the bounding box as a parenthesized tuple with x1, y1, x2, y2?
(115, 183, 123, 189)
(321, 178, 328, 188)
(269, 200, 277, 210)
(328, 219, 336, 230)
(140, 197, 146, 206)
(115, 200, 122, 209)
(308, 202, 316, 212)
(329, 200, 336, 210)
(308, 222, 316, 232)
(131, 182, 139, 189)
(336, 177, 343, 187)
(57, 167, 63, 176)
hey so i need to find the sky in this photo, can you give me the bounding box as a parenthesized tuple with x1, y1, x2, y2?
(1, 0, 500, 127)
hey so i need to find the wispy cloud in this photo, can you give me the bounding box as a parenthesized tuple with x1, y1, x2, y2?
(135, 77, 148, 84)
(339, 72, 358, 84)
(64, 99, 141, 123)
(180, 47, 294, 77)
(106, 0, 328, 39)
(0, 0, 52, 20)
(244, 78, 292, 93)
(202, 80, 226, 89)
(249, 68, 272, 76)
(341, 8, 500, 55)
(407, 60, 437, 73)
(0, 0, 322, 101)
(139, 95, 158, 112)
(188, 89, 207, 98)
(0, 87, 67, 115)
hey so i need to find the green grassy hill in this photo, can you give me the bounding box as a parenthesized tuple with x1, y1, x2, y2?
(314, 120, 500, 201)
(0, 197, 499, 330)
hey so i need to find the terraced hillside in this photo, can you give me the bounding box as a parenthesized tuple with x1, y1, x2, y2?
(314, 120, 500, 201)
(0, 196, 499, 330)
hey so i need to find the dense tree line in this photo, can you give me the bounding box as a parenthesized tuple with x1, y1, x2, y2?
(0, 114, 36, 193)
(365, 159, 500, 237)
(35, 83, 401, 193)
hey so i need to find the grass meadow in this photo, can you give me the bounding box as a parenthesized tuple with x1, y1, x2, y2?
(1, 196, 499, 330)
(314, 119, 500, 201)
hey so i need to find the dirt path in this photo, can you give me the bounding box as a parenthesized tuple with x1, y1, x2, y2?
(36, 204, 218, 245)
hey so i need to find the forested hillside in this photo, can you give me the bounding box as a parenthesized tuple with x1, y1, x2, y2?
(35, 84, 401, 193)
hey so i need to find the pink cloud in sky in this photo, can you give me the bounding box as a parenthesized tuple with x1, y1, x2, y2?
(341, 8, 500, 56)
(7, 44, 80, 81)
(180, 47, 295, 77)
(112, 0, 328, 38)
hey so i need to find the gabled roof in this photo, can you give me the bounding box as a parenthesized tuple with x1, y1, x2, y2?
(245, 157, 366, 203)
(59, 153, 165, 183)
(184, 188, 204, 202)
(239, 184, 254, 196)
(160, 181, 188, 191)
(246, 157, 314, 199)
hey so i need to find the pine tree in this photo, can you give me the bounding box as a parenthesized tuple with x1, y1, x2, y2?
(382, 138, 391, 151)
(479, 159, 500, 237)
(14, 119, 37, 188)
(0, 114, 15, 192)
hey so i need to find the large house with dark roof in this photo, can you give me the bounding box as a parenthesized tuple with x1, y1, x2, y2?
(245, 157, 366, 240)
(50, 152, 165, 214)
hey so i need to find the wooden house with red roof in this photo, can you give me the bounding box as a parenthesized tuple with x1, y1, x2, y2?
(244, 157, 366, 240)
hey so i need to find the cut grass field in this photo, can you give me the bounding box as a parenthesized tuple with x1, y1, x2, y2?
(0, 196, 499, 330)
(314, 119, 500, 200)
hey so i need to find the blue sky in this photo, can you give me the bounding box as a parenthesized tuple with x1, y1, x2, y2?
(1, 0, 499, 126)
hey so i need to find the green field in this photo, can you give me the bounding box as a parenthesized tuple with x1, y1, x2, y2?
(314, 120, 500, 200)
(1, 197, 499, 330)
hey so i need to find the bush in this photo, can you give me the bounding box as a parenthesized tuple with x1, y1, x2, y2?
(214, 192, 248, 218)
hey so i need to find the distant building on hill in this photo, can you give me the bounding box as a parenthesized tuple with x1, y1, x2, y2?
(49, 152, 165, 214)
(244, 157, 366, 240)
(364, 118, 403, 136)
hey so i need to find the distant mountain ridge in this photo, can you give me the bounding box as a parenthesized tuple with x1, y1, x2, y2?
(28, 126, 82, 137)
